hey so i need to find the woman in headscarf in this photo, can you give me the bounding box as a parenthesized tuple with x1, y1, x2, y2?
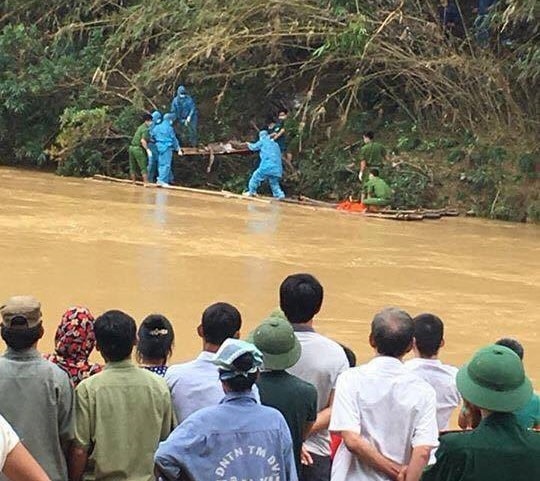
(45, 307, 101, 386)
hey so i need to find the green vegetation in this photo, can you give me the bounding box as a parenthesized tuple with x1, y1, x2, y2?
(0, 1, 538, 221)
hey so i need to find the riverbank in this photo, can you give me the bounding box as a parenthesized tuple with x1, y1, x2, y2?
(2, 1, 537, 225)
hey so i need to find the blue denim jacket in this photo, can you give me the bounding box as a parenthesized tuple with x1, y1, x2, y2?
(155, 392, 298, 481)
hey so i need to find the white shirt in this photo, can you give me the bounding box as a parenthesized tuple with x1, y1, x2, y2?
(165, 351, 259, 423)
(330, 356, 439, 481)
(0, 415, 19, 471)
(404, 358, 460, 430)
(287, 327, 349, 456)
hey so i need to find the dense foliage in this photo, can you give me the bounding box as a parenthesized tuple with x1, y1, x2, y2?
(0, 1, 538, 220)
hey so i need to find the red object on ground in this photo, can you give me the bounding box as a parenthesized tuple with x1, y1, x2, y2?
(336, 200, 367, 212)
(330, 433, 342, 459)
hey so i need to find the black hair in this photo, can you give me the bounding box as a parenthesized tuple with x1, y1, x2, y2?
(364, 131, 375, 140)
(340, 344, 357, 367)
(371, 308, 414, 358)
(495, 338, 524, 360)
(278, 108, 289, 115)
(413, 313, 444, 357)
(266, 115, 276, 125)
(1, 322, 43, 351)
(201, 303, 242, 346)
(143, 113, 153, 122)
(280, 273, 323, 324)
(221, 353, 258, 392)
(94, 310, 136, 362)
(370, 167, 380, 177)
(137, 314, 175, 364)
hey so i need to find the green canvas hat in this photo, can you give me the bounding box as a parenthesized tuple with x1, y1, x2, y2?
(250, 315, 301, 370)
(457, 344, 533, 413)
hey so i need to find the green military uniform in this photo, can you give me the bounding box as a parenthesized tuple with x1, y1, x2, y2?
(421, 413, 540, 481)
(74, 360, 174, 481)
(515, 392, 540, 429)
(257, 370, 318, 474)
(363, 176, 393, 206)
(129, 123, 150, 176)
(360, 141, 386, 168)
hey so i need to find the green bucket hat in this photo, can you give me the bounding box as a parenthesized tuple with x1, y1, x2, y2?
(456, 344, 533, 413)
(249, 313, 301, 370)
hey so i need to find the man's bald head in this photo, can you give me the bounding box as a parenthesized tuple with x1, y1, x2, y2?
(370, 307, 414, 358)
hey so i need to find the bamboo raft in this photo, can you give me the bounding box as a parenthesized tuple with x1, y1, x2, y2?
(91, 175, 460, 221)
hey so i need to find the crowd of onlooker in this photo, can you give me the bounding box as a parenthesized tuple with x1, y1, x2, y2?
(0, 273, 538, 481)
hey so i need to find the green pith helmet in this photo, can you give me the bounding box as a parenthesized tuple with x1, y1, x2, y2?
(457, 344, 533, 413)
(247, 310, 301, 370)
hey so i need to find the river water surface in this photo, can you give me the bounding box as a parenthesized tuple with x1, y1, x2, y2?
(0, 168, 538, 390)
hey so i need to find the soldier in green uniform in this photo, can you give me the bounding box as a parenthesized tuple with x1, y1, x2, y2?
(128, 113, 153, 185)
(358, 131, 386, 182)
(421, 344, 540, 481)
(361, 168, 393, 211)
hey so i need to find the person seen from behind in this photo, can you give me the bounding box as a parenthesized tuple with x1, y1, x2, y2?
(458, 337, 540, 431)
(165, 302, 252, 423)
(421, 344, 540, 481)
(45, 306, 101, 387)
(281, 273, 349, 481)
(405, 313, 460, 431)
(0, 296, 74, 481)
(136, 314, 175, 377)
(69, 310, 173, 481)
(357, 131, 386, 183)
(250, 311, 318, 476)
(330, 307, 439, 481)
(155, 339, 298, 481)
(0, 414, 51, 481)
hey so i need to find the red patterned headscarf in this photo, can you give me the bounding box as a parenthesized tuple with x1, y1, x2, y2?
(45, 307, 102, 386)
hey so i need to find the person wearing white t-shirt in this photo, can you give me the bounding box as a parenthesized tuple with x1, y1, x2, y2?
(280, 273, 350, 481)
(330, 308, 439, 481)
(405, 313, 460, 431)
(0, 415, 51, 481)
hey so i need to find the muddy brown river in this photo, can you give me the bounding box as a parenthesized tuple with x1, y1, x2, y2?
(0, 168, 538, 395)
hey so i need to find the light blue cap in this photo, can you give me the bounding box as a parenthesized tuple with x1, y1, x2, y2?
(212, 339, 263, 380)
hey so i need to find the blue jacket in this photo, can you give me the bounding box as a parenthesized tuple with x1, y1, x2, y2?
(171, 86, 197, 122)
(152, 113, 180, 153)
(149, 111, 162, 144)
(155, 392, 298, 481)
(248, 131, 283, 178)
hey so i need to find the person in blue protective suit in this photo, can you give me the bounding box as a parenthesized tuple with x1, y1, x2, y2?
(245, 130, 285, 199)
(147, 110, 162, 183)
(152, 113, 182, 188)
(170, 85, 198, 146)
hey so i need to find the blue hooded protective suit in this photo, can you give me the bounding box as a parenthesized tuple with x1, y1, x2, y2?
(171, 85, 198, 145)
(247, 131, 285, 199)
(153, 113, 180, 185)
(147, 110, 162, 182)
